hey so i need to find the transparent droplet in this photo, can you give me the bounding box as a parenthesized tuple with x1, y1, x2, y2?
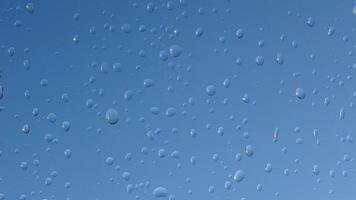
(235, 29, 244, 39)
(61, 121, 70, 132)
(169, 45, 183, 57)
(8, 47, 15, 56)
(159, 50, 169, 61)
(21, 124, 30, 134)
(64, 149, 72, 158)
(295, 88, 306, 99)
(124, 90, 134, 101)
(105, 157, 114, 166)
(0, 86, 3, 99)
(25, 2, 35, 13)
(265, 163, 272, 173)
(255, 56, 264, 66)
(206, 85, 216, 96)
(312, 165, 320, 175)
(46, 113, 57, 123)
(113, 62, 123, 72)
(144, 79, 154, 88)
(245, 145, 254, 157)
(195, 27, 204, 37)
(208, 186, 215, 193)
(242, 93, 250, 103)
(233, 170, 245, 182)
(153, 186, 168, 198)
(165, 107, 177, 117)
(327, 26, 335, 36)
(306, 17, 315, 27)
(105, 108, 119, 125)
(121, 23, 132, 33)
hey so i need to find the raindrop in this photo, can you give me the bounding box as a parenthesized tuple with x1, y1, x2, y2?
(105, 157, 114, 166)
(235, 29, 244, 39)
(295, 88, 306, 99)
(233, 170, 245, 182)
(195, 27, 204, 37)
(105, 108, 119, 125)
(306, 17, 315, 27)
(255, 56, 264, 66)
(206, 85, 216, 96)
(153, 186, 168, 198)
(25, 2, 35, 13)
(165, 107, 177, 117)
(169, 45, 183, 57)
(21, 124, 30, 134)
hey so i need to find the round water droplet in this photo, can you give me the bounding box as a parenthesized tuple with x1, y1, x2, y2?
(169, 45, 182, 57)
(113, 62, 123, 72)
(235, 29, 244, 39)
(255, 56, 264, 66)
(46, 113, 57, 123)
(159, 50, 169, 61)
(242, 93, 250, 103)
(306, 17, 315, 27)
(165, 107, 176, 117)
(105, 157, 114, 166)
(121, 23, 132, 33)
(144, 79, 154, 88)
(25, 2, 35, 13)
(206, 85, 216, 96)
(61, 121, 70, 132)
(295, 88, 306, 99)
(105, 108, 119, 125)
(265, 163, 272, 173)
(21, 124, 30, 134)
(208, 186, 215, 193)
(195, 27, 204, 37)
(312, 165, 320, 175)
(233, 170, 245, 182)
(153, 186, 168, 198)
(64, 149, 72, 158)
(0, 85, 3, 100)
(245, 145, 254, 157)
(124, 90, 134, 101)
(327, 26, 335, 36)
(8, 47, 15, 56)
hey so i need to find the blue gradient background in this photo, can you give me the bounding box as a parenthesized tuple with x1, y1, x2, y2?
(0, 0, 356, 199)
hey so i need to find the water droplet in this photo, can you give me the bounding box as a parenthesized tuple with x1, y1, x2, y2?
(295, 88, 306, 99)
(153, 186, 168, 198)
(195, 27, 204, 37)
(245, 145, 254, 157)
(64, 149, 72, 158)
(233, 170, 245, 182)
(165, 107, 177, 117)
(21, 124, 30, 134)
(206, 85, 216, 96)
(25, 2, 35, 13)
(265, 163, 272, 173)
(255, 56, 264, 66)
(306, 17, 315, 27)
(327, 26, 335, 36)
(169, 45, 183, 57)
(121, 23, 132, 33)
(0, 86, 3, 100)
(105, 157, 114, 166)
(46, 113, 57, 123)
(312, 165, 320, 175)
(105, 108, 119, 125)
(144, 79, 154, 88)
(235, 29, 244, 39)
(242, 93, 250, 103)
